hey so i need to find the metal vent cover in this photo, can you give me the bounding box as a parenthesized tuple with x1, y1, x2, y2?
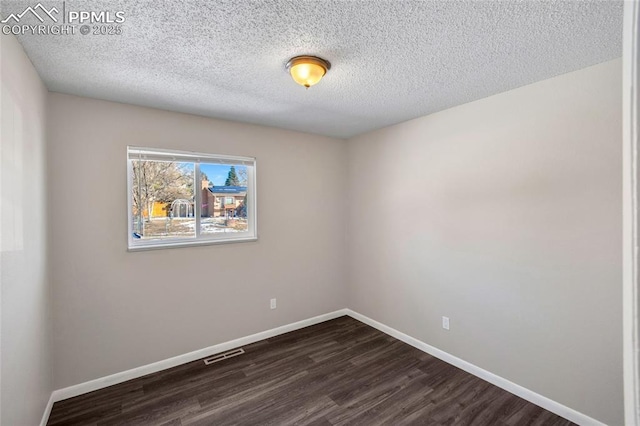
(203, 348, 245, 365)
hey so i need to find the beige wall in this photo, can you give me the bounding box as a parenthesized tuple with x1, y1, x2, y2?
(47, 93, 348, 389)
(0, 34, 52, 425)
(347, 59, 623, 425)
(28, 54, 623, 424)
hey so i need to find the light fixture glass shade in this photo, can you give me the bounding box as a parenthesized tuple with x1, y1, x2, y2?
(286, 56, 331, 88)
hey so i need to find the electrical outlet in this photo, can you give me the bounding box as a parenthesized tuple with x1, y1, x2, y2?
(270, 298, 277, 310)
(442, 316, 450, 330)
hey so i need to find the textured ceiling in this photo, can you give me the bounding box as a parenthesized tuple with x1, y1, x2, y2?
(2, 0, 624, 138)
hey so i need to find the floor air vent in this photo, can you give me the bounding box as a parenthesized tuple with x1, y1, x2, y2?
(203, 348, 245, 365)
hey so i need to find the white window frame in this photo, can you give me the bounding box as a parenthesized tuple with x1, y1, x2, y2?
(127, 146, 257, 251)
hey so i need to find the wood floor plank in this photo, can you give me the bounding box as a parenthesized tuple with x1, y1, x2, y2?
(47, 383, 142, 425)
(47, 316, 576, 426)
(96, 395, 201, 426)
(326, 369, 432, 425)
(332, 371, 440, 426)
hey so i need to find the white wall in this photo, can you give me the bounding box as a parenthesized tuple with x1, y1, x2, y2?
(47, 93, 348, 389)
(0, 34, 52, 425)
(347, 59, 623, 425)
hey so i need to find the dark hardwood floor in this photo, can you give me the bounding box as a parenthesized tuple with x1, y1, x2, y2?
(47, 316, 575, 426)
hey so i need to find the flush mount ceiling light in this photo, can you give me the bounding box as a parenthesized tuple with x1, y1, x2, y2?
(285, 55, 331, 88)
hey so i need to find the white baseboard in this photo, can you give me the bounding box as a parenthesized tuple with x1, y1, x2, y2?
(345, 309, 605, 426)
(44, 308, 348, 419)
(41, 307, 603, 426)
(39, 394, 55, 426)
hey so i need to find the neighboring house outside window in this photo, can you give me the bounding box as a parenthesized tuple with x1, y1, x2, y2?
(201, 183, 247, 219)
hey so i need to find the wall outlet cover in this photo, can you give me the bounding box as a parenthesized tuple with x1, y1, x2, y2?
(442, 316, 450, 330)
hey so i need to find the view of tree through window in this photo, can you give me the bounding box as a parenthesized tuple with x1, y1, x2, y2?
(131, 160, 195, 240)
(128, 147, 256, 249)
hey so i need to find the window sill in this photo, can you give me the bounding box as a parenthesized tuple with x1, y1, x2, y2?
(127, 235, 258, 251)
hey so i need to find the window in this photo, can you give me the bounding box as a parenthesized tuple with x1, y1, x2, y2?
(127, 147, 257, 250)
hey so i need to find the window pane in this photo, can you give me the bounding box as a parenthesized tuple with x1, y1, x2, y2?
(200, 163, 249, 234)
(131, 160, 195, 240)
